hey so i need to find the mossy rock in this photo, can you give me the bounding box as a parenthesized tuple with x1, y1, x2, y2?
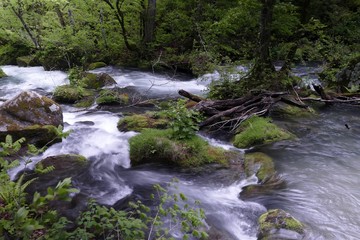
(0, 68, 7, 78)
(270, 103, 316, 119)
(129, 129, 229, 167)
(87, 62, 107, 70)
(82, 72, 116, 89)
(258, 209, 305, 240)
(244, 152, 275, 182)
(240, 152, 285, 199)
(118, 113, 168, 132)
(96, 89, 129, 105)
(233, 116, 293, 148)
(16, 55, 39, 67)
(53, 85, 93, 104)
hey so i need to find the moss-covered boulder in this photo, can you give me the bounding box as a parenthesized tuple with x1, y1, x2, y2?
(233, 116, 293, 148)
(87, 62, 107, 70)
(82, 72, 116, 89)
(240, 152, 285, 199)
(0, 68, 7, 78)
(96, 89, 129, 105)
(16, 55, 39, 67)
(118, 113, 168, 132)
(53, 85, 94, 105)
(129, 129, 231, 167)
(0, 91, 63, 147)
(270, 103, 316, 119)
(258, 209, 305, 240)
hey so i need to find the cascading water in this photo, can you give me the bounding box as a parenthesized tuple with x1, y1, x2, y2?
(1, 64, 359, 239)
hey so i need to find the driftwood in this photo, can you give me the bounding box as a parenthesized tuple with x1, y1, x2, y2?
(178, 89, 308, 131)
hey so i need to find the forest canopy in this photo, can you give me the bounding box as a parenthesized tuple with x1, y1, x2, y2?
(0, 0, 359, 79)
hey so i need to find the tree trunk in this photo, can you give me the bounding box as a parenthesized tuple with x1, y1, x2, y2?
(143, 0, 156, 44)
(102, 0, 135, 51)
(257, 0, 276, 71)
(55, 5, 66, 28)
(11, 6, 41, 49)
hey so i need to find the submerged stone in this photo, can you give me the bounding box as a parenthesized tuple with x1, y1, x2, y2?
(233, 116, 293, 149)
(258, 209, 305, 240)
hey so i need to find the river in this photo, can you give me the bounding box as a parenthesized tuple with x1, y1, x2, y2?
(1, 65, 359, 239)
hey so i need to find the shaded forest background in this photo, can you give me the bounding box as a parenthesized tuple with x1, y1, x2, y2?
(0, 0, 359, 84)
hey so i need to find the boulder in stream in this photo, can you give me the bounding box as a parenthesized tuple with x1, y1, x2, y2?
(82, 72, 117, 89)
(0, 91, 63, 147)
(233, 116, 293, 149)
(0, 68, 7, 78)
(240, 152, 285, 199)
(258, 209, 305, 240)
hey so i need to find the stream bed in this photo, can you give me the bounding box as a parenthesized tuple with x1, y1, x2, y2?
(1, 65, 359, 239)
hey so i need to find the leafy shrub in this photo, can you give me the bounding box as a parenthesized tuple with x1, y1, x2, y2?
(163, 99, 202, 140)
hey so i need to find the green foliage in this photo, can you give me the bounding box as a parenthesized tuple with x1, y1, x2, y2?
(163, 99, 202, 140)
(0, 134, 208, 239)
(233, 116, 293, 149)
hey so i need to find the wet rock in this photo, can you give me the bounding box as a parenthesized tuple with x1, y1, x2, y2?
(117, 112, 168, 132)
(82, 72, 116, 89)
(87, 62, 107, 70)
(0, 68, 7, 78)
(53, 85, 94, 105)
(129, 129, 234, 168)
(258, 209, 305, 240)
(96, 89, 129, 105)
(240, 152, 285, 199)
(270, 102, 316, 119)
(0, 91, 63, 147)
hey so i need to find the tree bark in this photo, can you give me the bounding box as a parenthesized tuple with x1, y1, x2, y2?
(143, 0, 156, 44)
(55, 5, 66, 28)
(11, 6, 41, 49)
(257, 0, 276, 71)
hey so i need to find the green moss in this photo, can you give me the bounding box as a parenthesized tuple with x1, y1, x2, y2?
(74, 96, 95, 108)
(0, 68, 6, 78)
(53, 85, 93, 104)
(117, 113, 168, 132)
(244, 152, 275, 182)
(233, 116, 293, 148)
(96, 89, 129, 105)
(129, 129, 228, 167)
(88, 62, 107, 70)
(258, 209, 304, 238)
(271, 103, 316, 118)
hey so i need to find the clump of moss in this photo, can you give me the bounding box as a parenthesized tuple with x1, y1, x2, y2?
(53, 85, 93, 104)
(244, 152, 275, 183)
(233, 116, 293, 148)
(258, 209, 304, 240)
(117, 113, 168, 132)
(87, 62, 107, 70)
(129, 129, 228, 167)
(0, 68, 7, 78)
(16, 55, 39, 67)
(96, 89, 129, 105)
(271, 103, 316, 118)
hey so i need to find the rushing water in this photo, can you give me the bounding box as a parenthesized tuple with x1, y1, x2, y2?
(1, 65, 360, 239)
